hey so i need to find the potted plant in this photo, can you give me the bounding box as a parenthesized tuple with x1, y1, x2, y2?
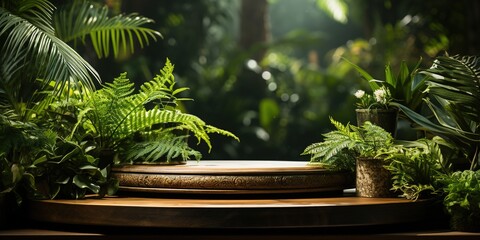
(443, 170, 480, 232)
(353, 86, 398, 137)
(384, 137, 452, 200)
(390, 54, 480, 231)
(346, 58, 428, 137)
(302, 117, 396, 197)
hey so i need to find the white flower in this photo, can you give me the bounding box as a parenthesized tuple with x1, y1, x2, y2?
(374, 88, 387, 103)
(354, 90, 365, 99)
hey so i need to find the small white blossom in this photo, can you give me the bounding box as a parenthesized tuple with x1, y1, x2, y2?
(354, 90, 365, 99)
(374, 88, 387, 104)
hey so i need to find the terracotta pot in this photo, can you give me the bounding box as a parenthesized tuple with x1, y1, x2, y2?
(356, 157, 395, 198)
(356, 108, 399, 137)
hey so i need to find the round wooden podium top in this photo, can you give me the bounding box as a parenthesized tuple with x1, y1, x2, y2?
(112, 160, 354, 194)
(113, 160, 326, 174)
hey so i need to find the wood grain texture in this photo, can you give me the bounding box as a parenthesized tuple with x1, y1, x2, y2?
(28, 196, 440, 229)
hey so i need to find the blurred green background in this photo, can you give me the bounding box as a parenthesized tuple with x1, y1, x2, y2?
(81, 0, 480, 160)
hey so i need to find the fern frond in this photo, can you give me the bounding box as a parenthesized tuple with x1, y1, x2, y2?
(125, 133, 201, 163)
(206, 125, 240, 142)
(329, 116, 349, 133)
(362, 122, 393, 143)
(302, 118, 360, 163)
(62, 59, 238, 161)
(100, 73, 136, 100)
(307, 136, 355, 161)
(135, 59, 187, 109)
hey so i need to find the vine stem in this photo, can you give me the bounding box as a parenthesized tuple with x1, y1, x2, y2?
(470, 146, 479, 171)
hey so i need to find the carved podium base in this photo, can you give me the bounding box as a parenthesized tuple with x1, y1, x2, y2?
(111, 160, 354, 195)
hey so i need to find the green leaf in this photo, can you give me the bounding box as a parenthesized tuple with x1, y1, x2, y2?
(32, 155, 48, 166)
(11, 164, 23, 184)
(54, 0, 162, 59)
(391, 102, 479, 142)
(22, 172, 36, 190)
(0, 3, 100, 91)
(342, 58, 380, 90)
(55, 175, 70, 185)
(385, 64, 395, 87)
(73, 175, 100, 193)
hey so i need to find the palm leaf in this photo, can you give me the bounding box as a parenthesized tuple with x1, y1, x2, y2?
(53, 0, 161, 59)
(391, 102, 479, 142)
(0, 0, 100, 91)
(422, 55, 480, 121)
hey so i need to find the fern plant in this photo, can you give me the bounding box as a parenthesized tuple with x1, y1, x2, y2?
(0, 0, 160, 202)
(384, 138, 452, 200)
(302, 117, 394, 171)
(58, 59, 238, 164)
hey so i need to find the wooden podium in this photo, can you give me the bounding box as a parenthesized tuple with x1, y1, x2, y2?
(28, 161, 443, 230)
(111, 160, 354, 194)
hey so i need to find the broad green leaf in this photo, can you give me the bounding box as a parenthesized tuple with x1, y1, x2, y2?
(391, 102, 479, 142)
(32, 155, 48, 166)
(11, 164, 23, 184)
(385, 64, 395, 87)
(73, 175, 100, 193)
(55, 175, 70, 185)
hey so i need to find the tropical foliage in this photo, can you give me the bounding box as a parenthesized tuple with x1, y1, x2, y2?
(54, 59, 238, 164)
(0, 0, 99, 96)
(0, 110, 116, 203)
(443, 170, 480, 231)
(53, 0, 161, 59)
(0, 0, 161, 118)
(94, 0, 480, 161)
(392, 55, 480, 170)
(347, 58, 428, 113)
(0, 0, 160, 201)
(385, 138, 451, 200)
(302, 117, 394, 171)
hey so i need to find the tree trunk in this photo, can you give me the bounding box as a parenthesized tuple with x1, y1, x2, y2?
(240, 0, 269, 61)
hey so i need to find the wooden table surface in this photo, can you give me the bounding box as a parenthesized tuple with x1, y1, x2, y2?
(28, 195, 443, 229)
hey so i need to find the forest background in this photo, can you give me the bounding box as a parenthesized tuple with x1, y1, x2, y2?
(80, 0, 480, 160)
